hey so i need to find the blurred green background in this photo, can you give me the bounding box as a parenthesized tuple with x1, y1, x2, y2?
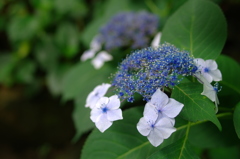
(0, 0, 240, 158)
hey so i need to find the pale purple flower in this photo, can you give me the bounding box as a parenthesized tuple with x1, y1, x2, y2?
(137, 105, 176, 147)
(91, 51, 113, 69)
(147, 89, 184, 119)
(85, 83, 111, 109)
(90, 95, 123, 132)
(194, 58, 222, 83)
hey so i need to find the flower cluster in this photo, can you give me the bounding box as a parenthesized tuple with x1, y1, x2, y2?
(112, 43, 198, 102)
(86, 83, 123, 132)
(194, 58, 222, 112)
(98, 11, 159, 51)
(137, 89, 183, 147)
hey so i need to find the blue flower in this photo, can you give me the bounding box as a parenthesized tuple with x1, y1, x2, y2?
(111, 43, 198, 102)
(98, 11, 159, 51)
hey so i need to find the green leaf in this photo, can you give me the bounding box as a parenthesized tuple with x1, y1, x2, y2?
(233, 102, 240, 139)
(161, 0, 227, 59)
(15, 59, 36, 83)
(216, 55, 240, 95)
(81, 107, 189, 159)
(148, 138, 199, 159)
(208, 146, 240, 159)
(171, 83, 221, 130)
(0, 54, 16, 85)
(62, 61, 114, 101)
(72, 98, 94, 142)
(8, 15, 40, 42)
(54, 22, 80, 58)
(189, 117, 238, 148)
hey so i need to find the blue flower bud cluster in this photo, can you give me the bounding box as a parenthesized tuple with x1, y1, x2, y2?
(111, 43, 198, 102)
(98, 11, 159, 51)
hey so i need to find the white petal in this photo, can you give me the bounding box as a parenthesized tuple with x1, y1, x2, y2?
(206, 60, 217, 70)
(85, 91, 100, 108)
(202, 72, 213, 83)
(144, 103, 158, 122)
(209, 69, 222, 81)
(201, 82, 216, 102)
(107, 95, 120, 110)
(95, 114, 113, 133)
(194, 58, 206, 69)
(155, 126, 176, 139)
(95, 97, 109, 108)
(156, 117, 174, 128)
(150, 89, 169, 110)
(91, 51, 113, 69)
(151, 32, 162, 47)
(162, 98, 184, 118)
(80, 49, 96, 61)
(147, 128, 164, 147)
(90, 108, 102, 122)
(137, 117, 151, 136)
(107, 109, 123, 121)
(95, 83, 111, 97)
(90, 35, 102, 52)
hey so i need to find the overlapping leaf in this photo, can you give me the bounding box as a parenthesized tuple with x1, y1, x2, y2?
(171, 83, 221, 130)
(161, 0, 227, 59)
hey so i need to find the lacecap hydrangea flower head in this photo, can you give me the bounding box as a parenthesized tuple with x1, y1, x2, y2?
(81, 11, 160, 69)
(98, 11, 159, 51)
(112, 42, 198, 102)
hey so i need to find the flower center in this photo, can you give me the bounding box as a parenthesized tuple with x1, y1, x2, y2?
(151, 124, 155, 128)
(204, 67, 209, 73)
(102, 107, 108, 113)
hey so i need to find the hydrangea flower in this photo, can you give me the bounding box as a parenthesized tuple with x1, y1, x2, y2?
(146, 89, 184, 119)
(194, 58, 222, 83)
(85, 83, 111, 109)
(201, 82, 220, 113)
(90, 95, 123, 132)
(111, 43, 198, 102)
(91, 51, 113, 69)
(98, 11, 159, 51)
(81, 35, 102, 61)
(137, 106, 176, 147)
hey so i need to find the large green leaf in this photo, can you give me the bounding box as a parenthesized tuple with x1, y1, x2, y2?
(161, 0, 227, 59)
(148, 138, 199, 159)
(62, 61, 114, 101)
(171, 83, 221, 130)
(216, 55, 240, 96)
(81, 107, 188, 159)
(208, 146, 240, 159)
(233, 102, 240, 139)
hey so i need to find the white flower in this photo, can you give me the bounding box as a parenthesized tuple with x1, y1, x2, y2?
(201, 82, 219, 113)
(137, 105, 176, 147)
(91, 51, 113, 69)
(147, 89, 184, 119)
(85, 83, 111, 109)
(80, 35, 102, 61)
(151, 32, 162, 47)
(80, 49, 96, 61)
(90, 95, 123, 132)
(194, 58, 222, 83)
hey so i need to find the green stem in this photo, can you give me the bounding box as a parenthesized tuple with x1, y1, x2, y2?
(145, 0, 161, 15)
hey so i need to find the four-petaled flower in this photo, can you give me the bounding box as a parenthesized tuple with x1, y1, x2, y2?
(137, 104, 176, 147)
(194, 58, 222, 83)
(86, 83, 111, 109)
(90, 95, 123, 132)
(146, 89, 184, 120)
